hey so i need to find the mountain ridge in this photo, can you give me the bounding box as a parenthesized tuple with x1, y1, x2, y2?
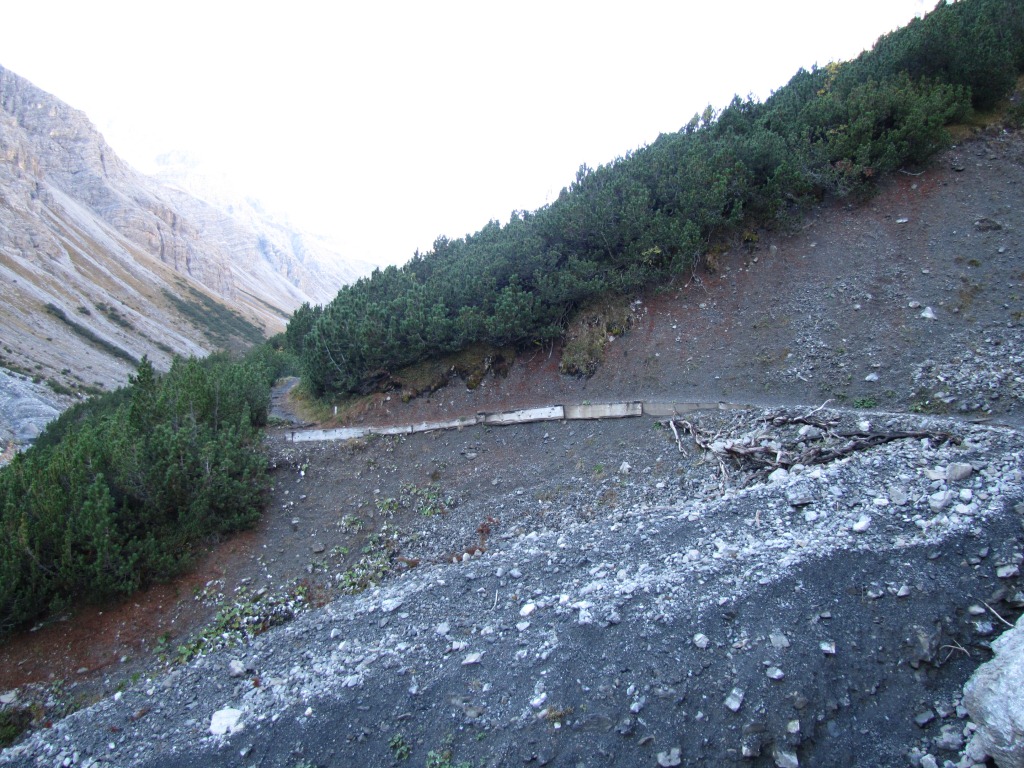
(0, 63, 372, 448)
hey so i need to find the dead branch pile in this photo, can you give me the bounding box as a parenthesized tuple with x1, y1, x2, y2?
(669, 408, 961, 488)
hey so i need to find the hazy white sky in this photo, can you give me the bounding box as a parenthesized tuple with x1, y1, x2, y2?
(3, 1, 930, 266)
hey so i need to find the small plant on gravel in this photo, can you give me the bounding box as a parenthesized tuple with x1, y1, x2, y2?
(388, 733, 412, 760)
(340, 514, 363, 532)
(541, 704, 573, 727)
(0, 707, 32, 748)
(852, 397, 877, 409)
(174, 584, 308, 663)
(338, 523, 401, 594)
(376, 496, 399, 516)
(425, 750, 471, 768)
(398, 481, 454, 517)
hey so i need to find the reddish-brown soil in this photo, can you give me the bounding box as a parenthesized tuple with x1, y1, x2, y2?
(0, 531, 261, 693)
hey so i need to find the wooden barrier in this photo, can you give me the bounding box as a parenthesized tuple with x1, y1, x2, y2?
(564, 402, 643, 419)
(288, 400, 751, 443)
(481, 406, 564, 425)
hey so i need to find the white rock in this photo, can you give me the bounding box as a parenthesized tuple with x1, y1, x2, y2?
(618, 461, 631, 474)
(210, 707, 244, 736)
(774, 748, 800, 767)
(766, 666, 785, 680)
(724, 687, 745, 712)
(693, 633, 710, 649)
(889, 487, 910, 506)
(462, 652, 483, 666)
(864, 373, 879, 382)
(381, 597, 404, 613)
(946, 463, 974, 482)
(964, 615, 1024, 768)
(897, 585, 912, 598)
(520, 603, 536, 617)
(920, 307, 937, 320)
(435, 621, 450, 636)
(657, 747, 682, 767)
(852, 515, 871, 533)
(929, 490, 955, 513)
(769, 631, 791, 649)
(997, 565, 1020, 579)
(820, 640, 836, 655)
(227, 659, 246, 678)
(768, 468, 790, 483)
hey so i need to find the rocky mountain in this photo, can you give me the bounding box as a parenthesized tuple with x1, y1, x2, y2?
(0, 63, 373, 448)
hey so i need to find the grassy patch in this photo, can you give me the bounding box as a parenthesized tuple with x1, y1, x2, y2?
(44, 303, 139, 365)
(560, 297, 636, 377)
(161, 285, 265, 351)
(392, 343, 516, 400)
(94, 302, 135, 330)
(45, 378, 75, 397)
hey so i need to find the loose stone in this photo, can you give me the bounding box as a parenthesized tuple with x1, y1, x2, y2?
(657, 747, 682, 767)
(725, 688, 745, 712)
(769, 632, 791, 649)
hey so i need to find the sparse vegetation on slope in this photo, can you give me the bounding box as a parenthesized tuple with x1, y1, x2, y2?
(44, 303, 139, 366)
(291, 0, 1022, 398)
(161, 284, 266, 351)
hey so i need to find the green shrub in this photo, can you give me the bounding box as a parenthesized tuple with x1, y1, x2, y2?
(293, 0, 1023, 398)
(0, 349, 274, 637)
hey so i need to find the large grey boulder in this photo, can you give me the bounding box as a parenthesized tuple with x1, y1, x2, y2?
(963, 615, 1024, 768)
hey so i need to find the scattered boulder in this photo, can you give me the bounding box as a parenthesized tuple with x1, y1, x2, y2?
(209, 707, 244, 736)
(963, 615, 1024, 768)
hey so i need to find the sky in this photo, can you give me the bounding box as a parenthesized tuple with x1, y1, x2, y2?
(2, 1, 931, 267)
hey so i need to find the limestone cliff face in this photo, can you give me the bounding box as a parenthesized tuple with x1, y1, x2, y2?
(0, 63, 372, 449)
